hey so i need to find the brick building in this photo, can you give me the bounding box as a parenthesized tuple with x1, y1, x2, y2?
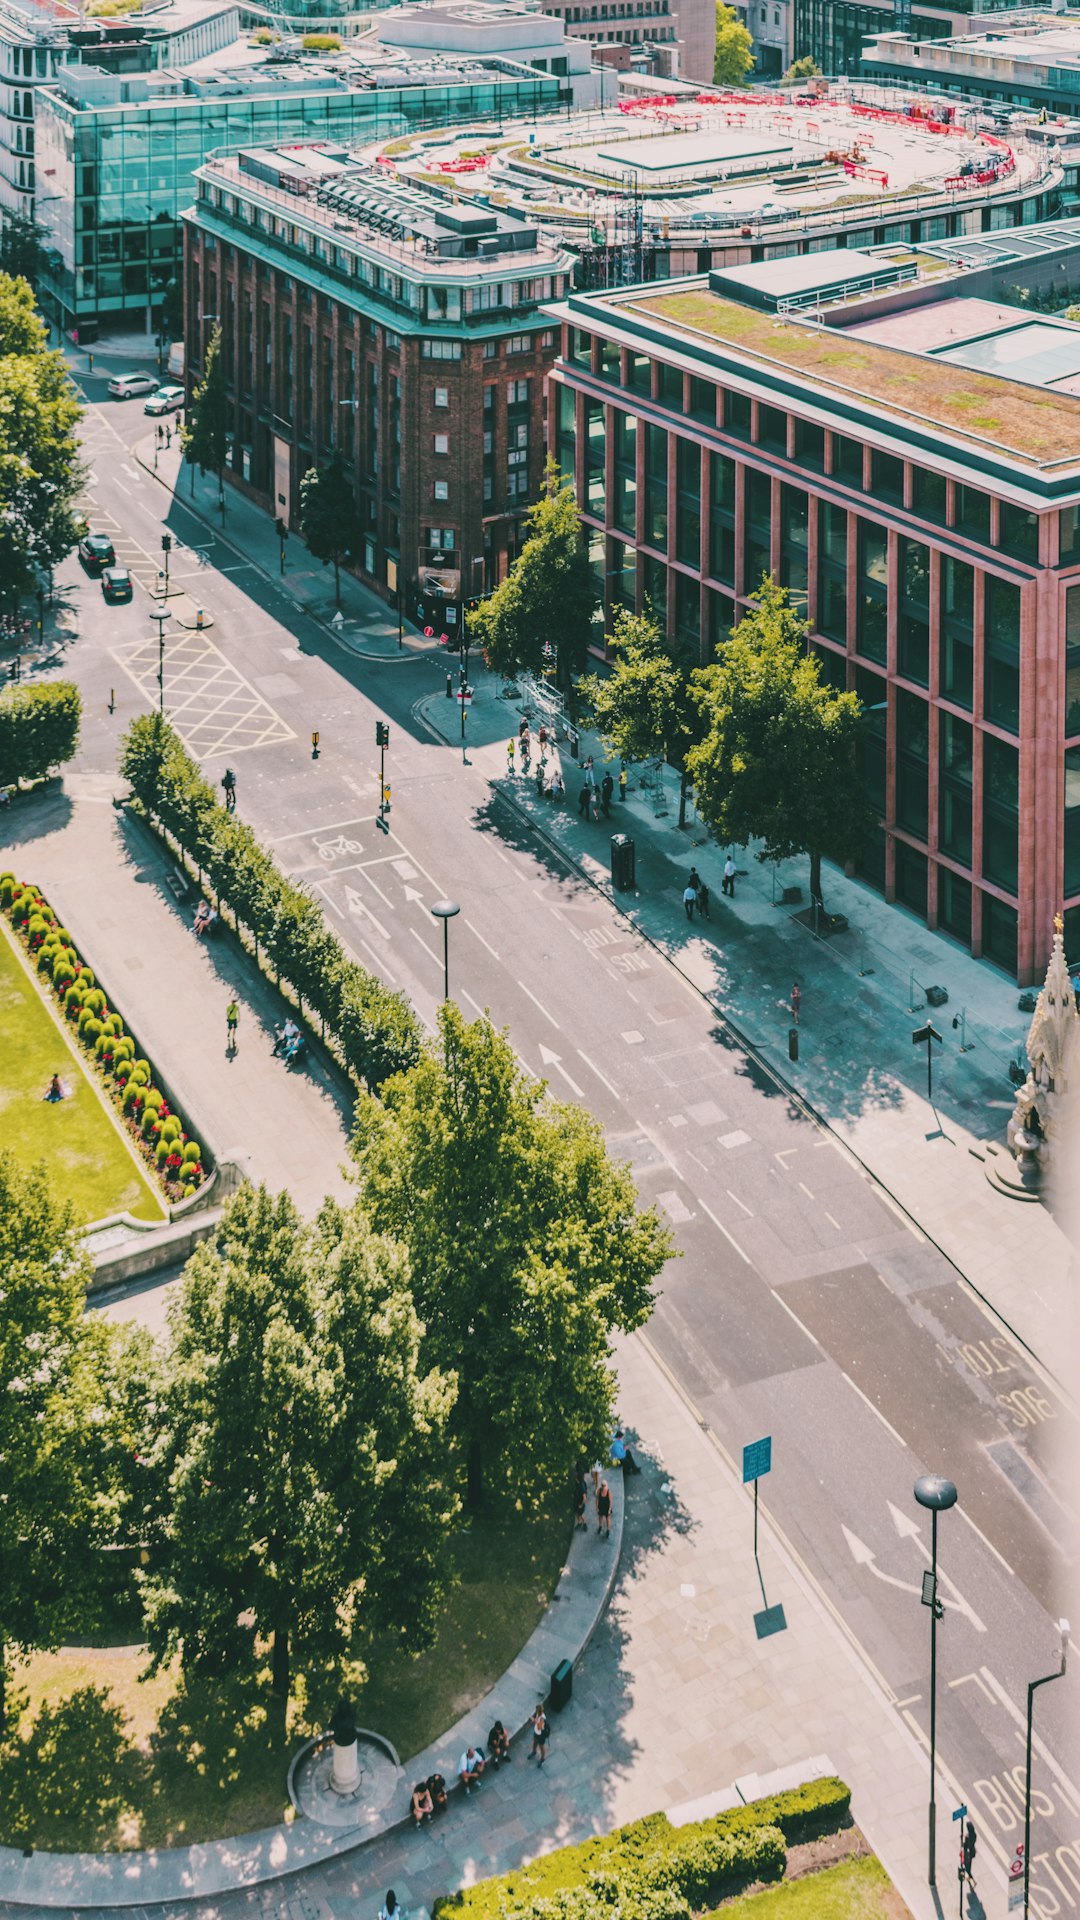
(547, 232, 1080, 983)
(183, 141, 573, 632)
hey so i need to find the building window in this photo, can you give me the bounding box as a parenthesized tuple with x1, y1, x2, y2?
(1067, 586, 1080, 737)
(856, 520, 887, 666)
(433, 480, 449, 501)
(1065, 745, 1080, 896)
(757, 405, 787, 455)
(627, 352, 651, 396)
(586, 401, 605, 518)
(956, 484, 991, 545)
(982, 894, 1018, 976)
(832, 433, 863, 488)
(779, 484, 808, 597)
(895, 842, 928, 922)
(709, 451, 735, 586)
(999, 500, 1038, 564)
(507, 378, 529, 406)
(433, 433, 449, 455)
(939, 869, 972, 946)
(913, 465, 947, 524)
(433, 386, 449, 408)
(744, 466, 771, 593)
(896, 689, 929, 842)
(940, 556, 974, 709)
(897, 537, 930, 687)
(675, 438, 700, 568)
(599, 339, 620, 384)
(674, 570, 699, 646)
(556, 380, 575, 486)
(421, 339, 462, 360)
(856, 665, 887, 821)
(721, 390, 751, 440)
(506, 333, 532, 354)
(939, 711, 973, 866)
(794, 419, 825, 472)
(872, 449, 904, 506)
(984, 575, 1021, 734)
(614, 410, 637, 538)
(659, 363, 682, 411)
(689, 377, 715, 424)
(645, 423, 667, 552)
(818, 501, 847, 644)
(982, 735, 1019, 894)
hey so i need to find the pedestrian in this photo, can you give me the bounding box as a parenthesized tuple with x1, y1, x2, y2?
(600, 771, 614, 818)
(518, 716, 530, 741)
(597, 1477, 612, 1538)
(573, 1479, 588, 1530)
(696, 879, 711, 920)
(578, 783, 590, 819)
(529, 1703, 550, 1765)
(538, 723, 549, 763)
(221, 766, 236, 812)
(379, 1892, 399, 1920)
(723, 856, 736, 897)
(682, 883, 697, 921)
(591, 1457, 603, 1497)
(584, 755, 596, 790)
(507, 739, 516, 775)
(611, 1428, 641, 1475)
(590, 789, 601, 823)
(520, 734, 531, 773)
(791, 982, 801, 1025)
(961, 1820, 977, 1890)
(226, 998, 239, 1051)
(535, 761, 546, 797)
(165, 423, 172, 449)
(618, 766, 627, 804)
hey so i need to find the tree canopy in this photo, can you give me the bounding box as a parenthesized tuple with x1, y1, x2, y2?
(351, 1006, 673, 1511)
(0, 275, 84, 608)
(466, 458, 598, 693)
(713, 3, 754, 84)
(139, 1184, 457, 1710)
(689, 578, 875, 909)
(182, 323, 228, 480)
(581, 608, 703, 826)
(782, 54, 821, 79)
(299, 452, 362, 608)
(0, 681, 81, 788)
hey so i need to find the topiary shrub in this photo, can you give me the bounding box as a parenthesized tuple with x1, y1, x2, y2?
(132, 1058, 150, 1081)
(104, 1012, 124, 1036)
(53, 957, 76, 991)
(141, 1106, 162, 1138)
(82, 1017, 104, 1046)
(123, 1082, 145, 1115)
(142, 1086, 163, 1113)
(63, 981, 85, 1013)
(115, 1060, 132, 1086)
(0, 877, 14, 909)
(84, 987, 106, 1016)
(26, 912, 48, 945)
(155, 1137, 172, 1166)
(159, 1115, 181, 1141)
(78, 967, 95, 990)
(38, 945, 58, 974)
(181, 1139, 202, 1163)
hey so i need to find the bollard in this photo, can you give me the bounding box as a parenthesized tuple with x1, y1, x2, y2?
(446, 673, 453, 698)
(196, 608, 204, 630)
(788, 1026, 799, 1062)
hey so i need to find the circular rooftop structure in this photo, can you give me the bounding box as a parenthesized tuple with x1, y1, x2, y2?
(364, 85, 1057, 262)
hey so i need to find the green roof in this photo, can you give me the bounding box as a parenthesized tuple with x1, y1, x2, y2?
(627, 288, 1080, 468)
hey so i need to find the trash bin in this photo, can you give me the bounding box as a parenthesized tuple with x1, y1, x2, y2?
(568, 728, 579, 761)
(611, 834, 635, 892)
(549, 1659, 573, 1712)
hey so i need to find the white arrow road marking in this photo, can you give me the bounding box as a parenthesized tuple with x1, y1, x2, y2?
(403, 885, 426, 905)
(344, 885, 388, 940)
(842, 1525, 924, 1601)
(539, 1043, 584, 1098)
(886, 1501, 986, 1632)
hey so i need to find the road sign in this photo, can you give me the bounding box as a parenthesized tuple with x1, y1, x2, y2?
(912, 1023, 943, 1047)
(952, 1805, 968, 1823)
(743, 1437, 772, 1484)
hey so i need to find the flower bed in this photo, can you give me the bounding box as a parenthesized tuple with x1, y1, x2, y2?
(1, 872, 208, 1205)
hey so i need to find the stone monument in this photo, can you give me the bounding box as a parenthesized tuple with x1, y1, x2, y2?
(330, 1701, 361, 1796)
(1005, 914, 1079, 1193)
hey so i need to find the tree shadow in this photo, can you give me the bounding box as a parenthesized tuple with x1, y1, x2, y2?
(0, 785, 73, 848)
(0, 1686, 146, 1851)
(146, 1667, 294, 1846)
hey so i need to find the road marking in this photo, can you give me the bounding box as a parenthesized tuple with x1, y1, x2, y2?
(577, 1048, 619, 1097)
(842, 1373, 905, 1447)
(465, 918, 500, 960)
(956, 1502, 1015, 1578)
(518, 980, 559, 1028)
(343, 885, 389, 941)
(877, 1188, 926, 1242)
(409, 926, 441, 969)
(774, 1148, 797, 1168)
(825, 1211, 842, 1230)
(698, 1197, 751, 1265)
(895, 1694, 923, 1710)
(979, 1667, 1080, 1816)
(114, 479, 131, 497)
(361, 868, 395, 910)
(539, 1043, 584, 1098)
(726, 1188, 754, 1217)
(887, 1501, 986, 1631)
(359, 936, 397, 982)
(798, 1180, 815, 1199)
(274, 814, 385, 844)
(462, 990, 488, 1021)
(843, 1525, 923, 1599)
(771, 1287, 821, 1345)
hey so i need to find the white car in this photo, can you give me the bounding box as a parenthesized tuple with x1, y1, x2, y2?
(144, 384, 185, 416)
(108, 371, 158, 399)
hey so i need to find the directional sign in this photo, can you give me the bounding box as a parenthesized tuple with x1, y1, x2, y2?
(952, 1804, 968, 1823)
(912, 1023, 943, 1048)
(743, 1437, 772, 1484)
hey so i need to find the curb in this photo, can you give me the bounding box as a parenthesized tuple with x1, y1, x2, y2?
(488, 775, 1070, 1395)
(0, 1475, 625, 1906)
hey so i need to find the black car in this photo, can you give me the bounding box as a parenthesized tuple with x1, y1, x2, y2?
(79, 532, 116, 574)
(101, 567, 133, 604)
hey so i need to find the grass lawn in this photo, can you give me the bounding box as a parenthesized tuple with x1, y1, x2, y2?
(2, 1500, 571, 1851)
(712, 1857, 910, 1920)
(0, 918, 163, 1226)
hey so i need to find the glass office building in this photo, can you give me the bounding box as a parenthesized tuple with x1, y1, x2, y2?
(35, 55, 568, 336)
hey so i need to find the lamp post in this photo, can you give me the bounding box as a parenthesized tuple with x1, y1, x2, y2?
(149, 608, 171, 715)
(914, 1473, 957, 1890)
(429, 899, 460, 1002)
(1024, 1620, 1071, 1920)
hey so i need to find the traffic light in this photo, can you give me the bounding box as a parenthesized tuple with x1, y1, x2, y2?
(311, 731, 320, 759)
(375, 721, 390, 748)
(161, 533, 172, 554)
(465, 596, 480, 615)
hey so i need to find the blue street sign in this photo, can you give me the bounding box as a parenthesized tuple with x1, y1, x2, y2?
(952, 1805, 968, 1823)
(743, 1436, 772, 1484)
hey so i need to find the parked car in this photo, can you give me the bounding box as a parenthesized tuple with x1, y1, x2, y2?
(107, 372, 157, 399)
(78, 532, 116, 573)
(144, 384, 185, 416)
(101, 566, 133, 603)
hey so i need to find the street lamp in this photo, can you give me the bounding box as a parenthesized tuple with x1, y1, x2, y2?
(1024, 1620, 1071, 1920)
(429, 898, 460, 1002)
(149, 608, 171, 715)
(914, 1473, 957, 1890)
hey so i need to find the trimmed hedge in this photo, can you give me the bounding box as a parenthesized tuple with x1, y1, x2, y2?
(120, 714, 423, 1091)
(433, 1780, 851, 1920)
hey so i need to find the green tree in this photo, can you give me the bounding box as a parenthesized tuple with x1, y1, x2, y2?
(0, 1154, 133, 1722)
(581, 607, 703, 828)
(688, 578, 875, 911)
(466, 458, 598, 694)
(352, 1006, 673, 1511)
(139, 1184, 457, 1710)
(0, 681, 81, 788)
(713, 2, 753, 84)
(182, 323, 228, 494)
(0, 275, 84, 607)
(782, 54, 821, 80)
(0, 213, 46, 285)
(299, 452, 362, 608)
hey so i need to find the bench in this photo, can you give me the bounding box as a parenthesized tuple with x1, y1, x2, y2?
(166, 864, 189, 901)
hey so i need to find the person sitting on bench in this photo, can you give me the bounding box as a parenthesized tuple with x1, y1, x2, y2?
(273, 1017, 300, 1057)
(410, 1782, 433, 1828)
(458, 1745, 485, 1794)
(427, 1772, 447, 1814)
(487, 1721, 510, 1768)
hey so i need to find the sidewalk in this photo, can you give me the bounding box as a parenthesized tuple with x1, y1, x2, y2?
(4, 779, 353, 1217)
(422, 677, 1077, 1380)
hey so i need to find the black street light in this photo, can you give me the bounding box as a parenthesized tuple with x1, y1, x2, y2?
(429, 898, 460, 1002)
(1025, 1620, 1071, 1920)
(914, 1473, 958, 1890)
(149, 608, 170, 715)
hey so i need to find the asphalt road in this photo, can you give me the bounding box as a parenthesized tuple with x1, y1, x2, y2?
(13, 364, 1080, 1911)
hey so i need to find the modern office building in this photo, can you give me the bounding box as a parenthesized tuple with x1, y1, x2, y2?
(379, 88, 1064, 288)
(182, 140, 574, 628)
(35, 43, 571, 338)
(536, 0, 711, 82)
(545, 225, 1080, 982)
(793, 0, 1050, 82)
(864, 17, 1080, 118)
(373, 0, 612, 105)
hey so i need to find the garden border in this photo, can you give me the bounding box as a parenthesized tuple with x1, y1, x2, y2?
(0, 1474, 625, 1907)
